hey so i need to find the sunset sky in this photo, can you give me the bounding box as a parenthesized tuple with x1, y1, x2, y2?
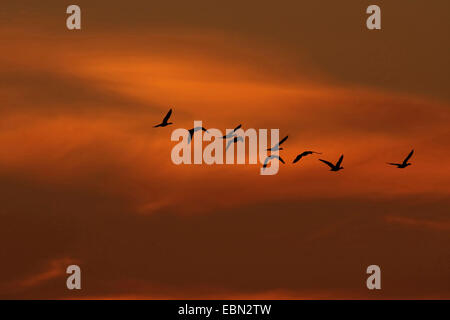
(0, 1, 449, 299)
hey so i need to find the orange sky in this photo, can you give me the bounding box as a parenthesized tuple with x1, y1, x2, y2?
(0, 1, 449, 299)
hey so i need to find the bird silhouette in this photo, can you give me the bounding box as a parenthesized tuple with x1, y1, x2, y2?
(226, 136, 244, 151)
(387, 149, 414, 168)
(267, 135, 288, 151)
(293, 151, 322, 164)
(187, 127, 208, 144)
(222, 124, 242, 139)
(319, 155, 344, 171)
(262, 155, 285, 169)
(154, 108, 173, 127)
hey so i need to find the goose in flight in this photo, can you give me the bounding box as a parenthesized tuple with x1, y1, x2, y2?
(267, 135, 288, 151)
(226, 136, 244, 151)
(154, 108, 173, 127)
(387, 149, 414, 168)
(222, 124, 242, 139)
(262, 155, 285, 169)
(293, 151, 322, 164)
(187, 127, 208, 144)
(319, 154, 344, 171)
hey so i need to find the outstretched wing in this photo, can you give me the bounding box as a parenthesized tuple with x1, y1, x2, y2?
(163, 108, 172, 123)
(189, 127, 208, 143)
(233, 124, 242, 132)
(319, 159, 334, 169)
(403, 149, 414, 164)
(263, 155, 283, 168)
(293, 154, 303, 163)
(293, 151, 319, 163)
(223, 125, 242, 138)
(187, 129, 194, 144)
(278, 135, 288, 146)
(222, 132, 235, 139)
(262, 156, 272, 168)
(192, 126, 208, 133)
(336, 154, 344, 167)
(387, 162, 400, 166)
(269, 135, 288, 150)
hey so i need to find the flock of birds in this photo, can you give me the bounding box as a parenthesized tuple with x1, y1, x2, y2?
(154, 108, 415, 171)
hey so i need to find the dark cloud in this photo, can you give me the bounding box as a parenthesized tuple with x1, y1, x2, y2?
(1, 168, 449, 298)
(0, 0, 449, 299)
(1, 1, 449, 102)
(0, 67, 161, 115)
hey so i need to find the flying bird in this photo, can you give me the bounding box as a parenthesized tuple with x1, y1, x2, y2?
(226, 136, 244, 151)
(293, 151, 322, 164)
(387, 149, 414, 168)
(267, 135, 288, 151)
(187, 126, 208, 144)
(222, 124, 242, 139)
(153, 108, 173, 127)
(262, 155, 285, 169)
(319, 154, 344, 171)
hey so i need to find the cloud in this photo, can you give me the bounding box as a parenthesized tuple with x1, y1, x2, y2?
(0, 4, 449, 299)
(385, 216, 450, 231)
(1, 183, 449, 298)
(2, 1, 449, 102)
(18, 258, 78, 289)
(0, 68, 157, 115)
